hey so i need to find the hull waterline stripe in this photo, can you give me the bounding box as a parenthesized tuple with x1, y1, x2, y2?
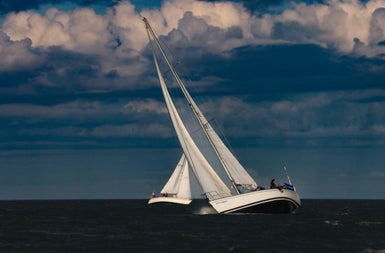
(216, 196, 301, 214)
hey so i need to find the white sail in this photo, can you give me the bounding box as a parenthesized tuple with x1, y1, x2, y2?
(143, 17, 255, 193)
(160, 154, 191, 200)
(145, 20, 232, 200)
(151, 44, 257, 191)
(173, 77, 258, 191)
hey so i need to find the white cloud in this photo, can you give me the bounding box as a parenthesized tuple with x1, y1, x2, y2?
(110, 1, 149, 53)
(1, 0, 385, 102)
(151, 0, 385, 57)
(0, 31, 40, 71)
(252, 0, 385, 57)
(1, 2, 148, 77)
(2, 8, 111, 53)
(1, 0, 384, 66)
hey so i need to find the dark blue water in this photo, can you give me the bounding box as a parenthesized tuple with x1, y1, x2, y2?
(0, 199, 384, 253)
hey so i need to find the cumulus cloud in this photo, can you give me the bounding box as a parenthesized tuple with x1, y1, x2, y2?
(367, 7, 385, 57)
(3, 8, 110, 52)
(0, 31, 40, 71)
(1, 0, 385, 71)
(139, 0, 385, 58)
(274, 0, 385, 57)
(1, 0, 385, 95)
(1, 2, 148, 78)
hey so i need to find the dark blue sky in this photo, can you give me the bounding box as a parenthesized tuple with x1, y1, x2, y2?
(1, 0, 385, 199)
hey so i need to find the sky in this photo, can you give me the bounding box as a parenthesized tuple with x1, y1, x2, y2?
(1, 0, 385, 200)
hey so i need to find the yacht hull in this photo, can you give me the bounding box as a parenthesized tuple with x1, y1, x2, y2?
(148, 197, 192, 205)
(209, 189, 301, 214)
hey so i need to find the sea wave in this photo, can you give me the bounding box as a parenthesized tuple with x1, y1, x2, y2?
(193, 206, 217, 215)
(324, 220, 342, 226)
(361, 249, 385, 253)
(356, 221, 383, 226)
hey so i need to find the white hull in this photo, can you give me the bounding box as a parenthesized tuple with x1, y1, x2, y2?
(209, 189, 301, 214)
(148, 197, 192, 205)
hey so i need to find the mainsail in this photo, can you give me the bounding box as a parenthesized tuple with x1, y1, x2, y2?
(160, 154, 191, 200)
(143, 17, 258, 200)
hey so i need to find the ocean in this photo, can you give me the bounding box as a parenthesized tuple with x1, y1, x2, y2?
(0, 199, 384, 253)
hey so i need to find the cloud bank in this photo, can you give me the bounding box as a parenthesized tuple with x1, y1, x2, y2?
(1, 0, 385, 150)
(2, 0, 385, 60)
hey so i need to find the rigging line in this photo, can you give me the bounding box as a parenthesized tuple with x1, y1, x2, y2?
(163, 64, 180, 77)
(149, 21, 182, 73)
(213, 117, 237, 159)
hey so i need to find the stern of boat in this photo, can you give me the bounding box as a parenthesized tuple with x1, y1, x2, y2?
(209, 189, 301, 214)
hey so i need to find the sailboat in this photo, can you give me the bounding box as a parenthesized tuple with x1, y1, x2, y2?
(143, 17, 301, 213)
(149, 154, 192, 205)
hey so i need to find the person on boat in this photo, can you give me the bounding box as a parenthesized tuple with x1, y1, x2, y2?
(270, 179, 284, 191)
(270, 179, 277, 189)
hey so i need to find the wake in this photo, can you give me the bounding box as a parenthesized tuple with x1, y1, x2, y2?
(193, 206, 217, 215)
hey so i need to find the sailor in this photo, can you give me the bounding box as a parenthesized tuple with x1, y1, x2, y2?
(270, 179, 284, 191)
(270, 179, 277, 189)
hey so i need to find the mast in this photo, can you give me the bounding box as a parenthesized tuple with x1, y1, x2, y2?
(142, 17, 241, 194)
